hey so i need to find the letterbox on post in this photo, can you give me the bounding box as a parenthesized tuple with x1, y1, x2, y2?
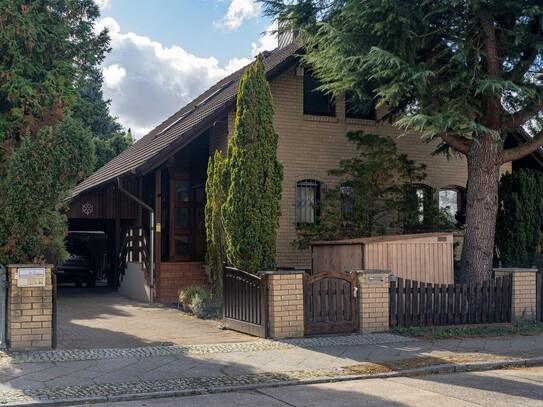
(7, 265, 53, 350)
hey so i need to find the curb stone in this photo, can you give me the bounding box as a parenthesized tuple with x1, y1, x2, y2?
(2, 357, 543, 406)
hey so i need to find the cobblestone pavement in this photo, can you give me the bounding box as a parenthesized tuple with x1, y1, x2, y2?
(1, 333, 414, 364)
(1, 334, 543, 406)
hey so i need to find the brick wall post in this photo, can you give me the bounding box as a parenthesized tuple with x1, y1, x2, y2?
(263, 270, 304, 339)
(494, 268, 538, 323)
(357, 270, 390, 334)
(7, 265, 53, 350)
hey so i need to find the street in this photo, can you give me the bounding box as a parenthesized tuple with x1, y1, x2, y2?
(75, 366, 543, 407)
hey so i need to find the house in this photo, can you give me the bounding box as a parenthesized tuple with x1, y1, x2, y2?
(67, 40, 517, 304)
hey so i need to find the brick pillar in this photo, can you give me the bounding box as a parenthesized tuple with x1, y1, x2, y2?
(357, 270, 390, 334)
(264, 270, 304, 339)
(494, 268, 538, 323)
(7, 265, 53, 350)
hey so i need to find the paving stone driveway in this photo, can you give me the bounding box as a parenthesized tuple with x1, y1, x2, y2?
(56, 286, 258, 349)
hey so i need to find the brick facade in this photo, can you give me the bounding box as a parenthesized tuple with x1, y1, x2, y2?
(209, 62, 512, 269)
(7, 265, 53, 350)
(156, 262, 208, 304)
(495, 268, 538, 323)
(266, 271, 304, 338)
(357, 270, 390, 334)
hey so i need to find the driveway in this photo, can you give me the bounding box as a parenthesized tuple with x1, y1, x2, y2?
(56, 286, 258, 349)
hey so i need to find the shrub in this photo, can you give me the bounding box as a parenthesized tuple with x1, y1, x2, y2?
(177, 285, 207, 309)
(190, 291, 221, 320)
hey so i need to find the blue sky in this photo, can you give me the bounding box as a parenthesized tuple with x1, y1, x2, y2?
(95, 0, 276, 138)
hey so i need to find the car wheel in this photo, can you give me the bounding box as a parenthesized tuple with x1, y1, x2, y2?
(75, 281, 83, 288)
(86, 279, 96, 288)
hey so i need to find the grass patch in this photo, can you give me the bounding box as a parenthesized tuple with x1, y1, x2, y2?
(391, 322, 543, 340)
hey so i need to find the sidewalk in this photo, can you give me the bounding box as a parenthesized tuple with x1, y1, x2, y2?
(1, 333, 543, 406)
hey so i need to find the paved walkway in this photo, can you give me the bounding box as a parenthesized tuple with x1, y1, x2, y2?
(1, 333, 543, 405)
(56, 287, 256, 349)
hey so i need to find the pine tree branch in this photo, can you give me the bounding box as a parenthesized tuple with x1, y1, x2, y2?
(502, 99, 543, 130)
(502, 129, 543, 163)
(438, 133, 472, 156)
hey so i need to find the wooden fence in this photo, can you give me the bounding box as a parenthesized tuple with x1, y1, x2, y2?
(537, 273, 542, 323)
(223, 267, 268, 338)
(390, 275, 512, 327)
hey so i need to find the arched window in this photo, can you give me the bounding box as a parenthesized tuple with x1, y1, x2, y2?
(296, 179, 323, 226)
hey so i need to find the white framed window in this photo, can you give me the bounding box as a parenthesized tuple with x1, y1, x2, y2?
(439, 186, 466, 224)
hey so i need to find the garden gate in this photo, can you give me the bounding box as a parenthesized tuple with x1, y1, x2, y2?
(223, 267, 268, 337)
(304, 271, 358, 335)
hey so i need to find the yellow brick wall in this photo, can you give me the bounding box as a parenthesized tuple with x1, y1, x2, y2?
(495, 269, 538, 322)
(212, 64, 512, 269)
(266, 272, 304, 338)
(357, 271, 390, 333)
(7, 266, 53, 350)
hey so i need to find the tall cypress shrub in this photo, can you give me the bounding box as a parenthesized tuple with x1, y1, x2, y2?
(495, 169, 543, 268)
(205, 150, 227, 296)
(222, 55, 283, 274)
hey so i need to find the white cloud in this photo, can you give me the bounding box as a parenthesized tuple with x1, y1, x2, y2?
(95, 17, 250, 139)
(251, 22, 278, 56)
(94, 0, 111, 10)
(102, 64, 126, 90)
(214, 0, 261, 31)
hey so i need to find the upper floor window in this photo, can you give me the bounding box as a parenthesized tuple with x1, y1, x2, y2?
(303, 72, 336, 116)
(296, 179, 323, 226)
(439, 186, 466, 226)
(345, 91, 376, 120)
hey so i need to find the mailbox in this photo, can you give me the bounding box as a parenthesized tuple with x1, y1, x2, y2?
(16, 268, 46, 287)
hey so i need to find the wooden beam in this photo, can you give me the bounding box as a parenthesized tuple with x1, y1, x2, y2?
(114, 186, 121, 290)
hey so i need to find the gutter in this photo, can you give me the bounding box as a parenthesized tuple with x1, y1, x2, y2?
(117, 177, 155, 306)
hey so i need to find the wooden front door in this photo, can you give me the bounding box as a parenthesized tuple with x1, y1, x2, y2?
(304, 271, 358, 335)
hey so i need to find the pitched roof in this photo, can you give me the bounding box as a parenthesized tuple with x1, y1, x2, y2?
(71, 42, 301, 198)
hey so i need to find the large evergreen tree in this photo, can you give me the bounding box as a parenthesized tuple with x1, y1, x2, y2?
(0, 0, 109, 263)
(261, 0, 543, 282)
(0, 117, 95, 264)
(222, 55, 284, 274)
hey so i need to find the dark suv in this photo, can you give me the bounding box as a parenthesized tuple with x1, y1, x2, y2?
(55, 243, 96, 287)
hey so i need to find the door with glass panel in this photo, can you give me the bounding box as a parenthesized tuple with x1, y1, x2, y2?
(170, 172, 191, 261)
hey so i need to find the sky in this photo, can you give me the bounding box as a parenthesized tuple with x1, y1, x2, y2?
(94, 0, 277, 138)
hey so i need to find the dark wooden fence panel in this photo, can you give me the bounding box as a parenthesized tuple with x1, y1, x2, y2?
(223, 267, 268, 338)
(390, 275, 512, 327)
(537, 273, 542, 323)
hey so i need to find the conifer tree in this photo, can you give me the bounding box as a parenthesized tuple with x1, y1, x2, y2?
(495, 170, 543, 268)
(205, 150, 227, 295)
(222, 55, 283, 274)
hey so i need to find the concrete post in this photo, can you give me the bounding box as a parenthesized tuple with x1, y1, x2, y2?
(494, 268, 538, 324)
(357, 270, 390, 334)
(263, 270, 304, 339)
(7, 265, 53, 350)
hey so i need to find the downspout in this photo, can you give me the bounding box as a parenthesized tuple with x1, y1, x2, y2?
(117, 177, 155, 306)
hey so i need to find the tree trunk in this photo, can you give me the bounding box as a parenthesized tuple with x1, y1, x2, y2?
(458, 138, 503, 283)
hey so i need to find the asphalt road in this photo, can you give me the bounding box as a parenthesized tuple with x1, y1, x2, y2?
(74, 366, 543, 406)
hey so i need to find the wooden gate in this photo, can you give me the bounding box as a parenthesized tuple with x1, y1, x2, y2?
(223, 267, 268, 338)
(304, 271, 358, 335)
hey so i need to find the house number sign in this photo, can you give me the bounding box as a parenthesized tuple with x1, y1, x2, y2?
(16, 268, 46, 287)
